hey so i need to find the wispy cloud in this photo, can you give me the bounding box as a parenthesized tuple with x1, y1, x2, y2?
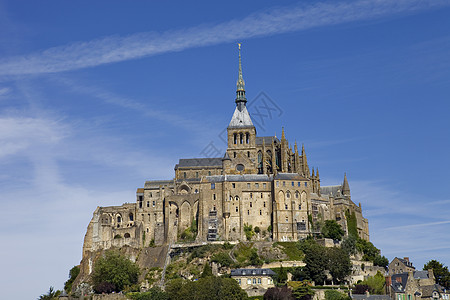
(0, 0, 449, 77)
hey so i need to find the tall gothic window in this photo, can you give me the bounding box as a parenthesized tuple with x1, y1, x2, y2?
(246, 132, 249, 144)
(240, 133, 243, 144)
(234, 133, 237, 144)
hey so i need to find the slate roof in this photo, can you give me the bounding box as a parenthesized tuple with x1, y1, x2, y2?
(231, 268, 276, 276)
(175, 158, 223, 169)
(396, 257, 415, 268)
(256, 136, 279, 145)
(413, 270, 429, 279)
(320, 185, 342, 197)
(144, 180, 173, 188)
(421, 284, 447, 298)
(228, 106, 254, 128)
(274, 173, 308, 180)
(391, 273, 409, 293)
(206, 174, 272, 183)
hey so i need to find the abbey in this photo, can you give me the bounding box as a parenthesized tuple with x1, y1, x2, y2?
(82, 48, 369, 255)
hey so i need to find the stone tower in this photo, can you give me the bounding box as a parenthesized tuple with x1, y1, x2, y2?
(225, 44, 257, 174)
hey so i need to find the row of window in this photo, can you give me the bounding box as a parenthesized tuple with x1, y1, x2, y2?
(233, 132, 250, 145)
(138, 200, 156, 208)
(184, 171, 213, 178)
(235, 278, 273, 285)
(276, 181, 307, 187)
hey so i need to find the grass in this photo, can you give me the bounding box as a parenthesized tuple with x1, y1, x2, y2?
(276, 242, 304, 261)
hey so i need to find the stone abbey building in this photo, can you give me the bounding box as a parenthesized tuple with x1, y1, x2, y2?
(82, 47, 369, 256)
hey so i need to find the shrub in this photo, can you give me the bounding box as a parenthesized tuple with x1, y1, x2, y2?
(211, 252, 233, 267)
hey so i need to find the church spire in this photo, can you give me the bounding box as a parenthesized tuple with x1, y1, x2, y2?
(235, 43, 247, 111)
(342, 173, 350, 196)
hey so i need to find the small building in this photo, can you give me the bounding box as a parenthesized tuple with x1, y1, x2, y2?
(231, 268, 276, 297)
(389, 257, 415, 276)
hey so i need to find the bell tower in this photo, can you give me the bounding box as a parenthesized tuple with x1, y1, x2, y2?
(225, 44, 257, 174)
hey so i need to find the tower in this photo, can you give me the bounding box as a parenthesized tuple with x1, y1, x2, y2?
(225, 44, 257, 174)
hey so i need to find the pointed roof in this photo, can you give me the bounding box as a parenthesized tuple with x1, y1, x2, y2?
(229, 44, 254, 128)
(342, 173, 350, 195)
(228, 105, 254, 128)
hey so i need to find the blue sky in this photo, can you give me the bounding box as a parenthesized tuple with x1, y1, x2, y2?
(0, 0, 450, 298)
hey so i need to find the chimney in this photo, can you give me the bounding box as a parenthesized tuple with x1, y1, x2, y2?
(403, 257, 409, 262)
(428, 269, 435, 281)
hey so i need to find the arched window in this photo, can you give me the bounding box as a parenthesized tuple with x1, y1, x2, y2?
(240, 133, 244, 144)
(129, 213, 134, 221)
(124, 233, 131, 238)
(246, 133, 249, 144)
(295, 191, 299, 199)
(234, 133, 237, 144)
(286, 192, 291, 198)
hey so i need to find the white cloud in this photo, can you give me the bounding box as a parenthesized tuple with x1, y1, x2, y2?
(0, 0, 449, 76)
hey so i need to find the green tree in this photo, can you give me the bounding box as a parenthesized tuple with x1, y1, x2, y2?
(424, 260, 450, 289)
(341, 235, 357, 256)
(324, 290, 350, 300)
(327, 247, 352, 284)
(249, 248, 263, 266)
(211, 252, 233, 267)
(373, 255, 389, 269)
(91, 250, 140, 293)
(299, 239, 328, 285)
(64, 265, 80, 293)
(321, 220, 344, 241)
(201, 263, 213, 278)
(290, 280, 315, 300)
(38, 286, 61, 300)
(166, 277, 247, 300)
(359, 271, 385, 295)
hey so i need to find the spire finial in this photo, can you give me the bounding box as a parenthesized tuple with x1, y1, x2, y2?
(343, 173, 350, 196)
(282, 127, 286, 139)
(235, 43, 247, 110)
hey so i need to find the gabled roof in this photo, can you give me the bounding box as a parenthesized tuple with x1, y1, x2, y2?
(320, 185, 342, 197)
(256, 136, 279, 145)
(175, 158, 223, 169)
(274, 173, 308, 180)
(231, 268, 276, 276)
(228, 106, 254, 128)
(391, 273, 409, 293)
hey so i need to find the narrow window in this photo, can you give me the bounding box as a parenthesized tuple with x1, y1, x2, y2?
(260, 210, 262, 215)
(236, 207, 238, 212)
(305, 182, 307, 187)
(287, 192, 290, 198)
(250, 202, 252, 208)
(129, 213, 134, 221)
(247, 210, 250, 215)
(147, 201, 150, 207)
(255, 183, 259, 188)
(253, 278, 256, 284)
(264, 202, 266, 207)
(298, 204, 301, 210)
(213, 194, 216, 200)
(250, 193, 253, 198)
(247, 183, 250, 189)
(285, 204, 288, 210)
(117, 216, 121, 223)
(195, 172, 198, 178)
(139, 201, 143, 209)
(263, 183, 267, 188)
(286, 217, 288, 222)
(258, 278, 261, 284)
(152, 201, 155, 207)
(234, 133, 237, 144)
(240, 133, 243, 144)
(291, 181, 294, 187)
(234, 152, 237, 158)
(183, 172, 186, 179)
(232, 183, 236, 188)
(246, 132, 249, 144)
(283, 181, 286, 187)
(150, 192, 153, 197)
(276, 181, 279, 187)
(298, 182, 300, 187)
(247, 151, 250, 158)
(261, 193, 263, 198)
(247, 279, 251, 285)
(211, 183, 215, 189)
(208, 171, 211, 176)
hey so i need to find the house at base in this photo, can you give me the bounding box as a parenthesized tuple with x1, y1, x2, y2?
(389, 257, 416, 276)
(231, 268, 276, 297)
(388, 269, 449, 300)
